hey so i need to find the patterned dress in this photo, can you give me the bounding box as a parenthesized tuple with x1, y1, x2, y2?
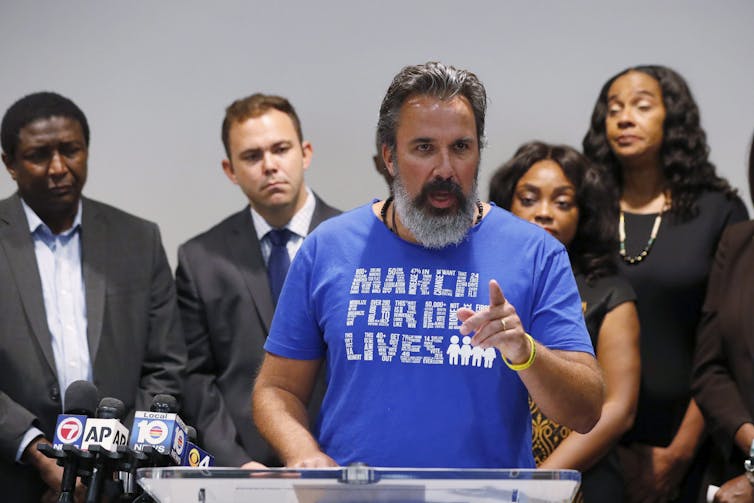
(530, 273, 636, 502)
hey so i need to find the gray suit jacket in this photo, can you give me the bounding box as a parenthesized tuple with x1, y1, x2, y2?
(0, 194, 186, 500)
(176, 194, 339, 466)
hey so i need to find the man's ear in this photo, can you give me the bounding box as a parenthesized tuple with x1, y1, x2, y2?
(221, 159, 238, 185)
(2, 153, 17, 181)
(301, 141, 313, 171)
(382, 144, 396, 177)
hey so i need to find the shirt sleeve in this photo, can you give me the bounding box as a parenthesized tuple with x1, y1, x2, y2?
(530, 246, 595, 355)
(605, 274, 637, 312)
(15, 427, 44, 463)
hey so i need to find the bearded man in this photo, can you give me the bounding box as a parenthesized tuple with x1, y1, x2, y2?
(251, 62, 604, 469)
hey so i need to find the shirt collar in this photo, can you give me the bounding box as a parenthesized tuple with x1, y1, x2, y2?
(21, 198, 83, 237)
(250, 186, 314, 239)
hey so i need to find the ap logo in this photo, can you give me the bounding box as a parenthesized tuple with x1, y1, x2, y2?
(55, 417, 84, 444)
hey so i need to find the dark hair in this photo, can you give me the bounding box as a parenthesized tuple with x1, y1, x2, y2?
(1, 92, 90, 161)
(490, 141, 618, 283)
(221, 93, 303, 158)
(582, 65, 736, 221)
(377, 62, 487, 155)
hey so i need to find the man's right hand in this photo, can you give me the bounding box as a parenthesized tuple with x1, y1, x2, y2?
(23, 437, 63, 499)
(23, 437, 86, 503)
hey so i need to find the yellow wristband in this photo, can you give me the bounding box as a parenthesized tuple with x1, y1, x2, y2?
(502, 333, 536, 371)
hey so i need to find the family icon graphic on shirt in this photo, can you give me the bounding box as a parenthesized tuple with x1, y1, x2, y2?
(447, 335, 497, 368)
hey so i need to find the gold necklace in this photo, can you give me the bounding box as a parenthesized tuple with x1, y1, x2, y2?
(619, 194, 668, 265)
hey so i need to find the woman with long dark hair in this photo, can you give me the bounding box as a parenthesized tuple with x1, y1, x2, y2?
(491, 141, 640, 502)
(583, 65, 748, 502)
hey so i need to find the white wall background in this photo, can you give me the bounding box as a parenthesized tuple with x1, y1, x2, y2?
(2, 0, 753, 267)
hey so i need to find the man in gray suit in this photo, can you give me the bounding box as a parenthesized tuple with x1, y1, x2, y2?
(175, 93, 339, 467)
(0, 92, 185, 501)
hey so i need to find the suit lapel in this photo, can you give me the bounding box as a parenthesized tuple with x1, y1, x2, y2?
(0, 195, 57, 374)
(227, 208, 275, 332)
(80, 198, 107, 361)
(230, 197, 337, 333)
(308, 194, 338, 233)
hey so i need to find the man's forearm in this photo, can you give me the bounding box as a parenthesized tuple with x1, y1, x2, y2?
(522, 347, 604, 434)
(252, 384, 322, 465)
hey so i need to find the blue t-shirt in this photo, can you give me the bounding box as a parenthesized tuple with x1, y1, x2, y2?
(264, 203, 593, 468)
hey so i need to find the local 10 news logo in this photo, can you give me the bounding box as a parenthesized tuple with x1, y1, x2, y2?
(129, 411, 187, 465)
(53, 414, 87, 449)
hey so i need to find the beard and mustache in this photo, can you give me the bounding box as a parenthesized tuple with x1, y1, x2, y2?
(391, 163, 479, 249)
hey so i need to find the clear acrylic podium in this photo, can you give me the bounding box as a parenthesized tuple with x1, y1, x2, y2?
(136, 466, 580, 503)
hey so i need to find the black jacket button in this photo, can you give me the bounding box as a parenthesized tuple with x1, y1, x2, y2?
(50, 384, 60, 402)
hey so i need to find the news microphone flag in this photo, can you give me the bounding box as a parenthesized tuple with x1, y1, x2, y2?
(180, 442, 215, 468)
(81, 418, 129, 452)
(81, 397, 129, 452)
(53, 415, 88, 450)
(129, 410, 187, 465)
(52, 380, 99, 450)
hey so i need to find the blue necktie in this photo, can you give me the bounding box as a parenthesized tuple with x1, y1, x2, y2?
(267, 228, 293, 305)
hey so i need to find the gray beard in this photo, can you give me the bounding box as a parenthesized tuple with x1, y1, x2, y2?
(391, 174, 478, 249)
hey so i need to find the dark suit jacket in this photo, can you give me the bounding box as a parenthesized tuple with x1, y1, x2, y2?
(692, 221, 754, 478)
(175, 194, 339, 467)
(0, 194, 186, 501)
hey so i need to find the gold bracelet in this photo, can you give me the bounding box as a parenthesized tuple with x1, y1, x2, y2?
(502, 333, 536, 371)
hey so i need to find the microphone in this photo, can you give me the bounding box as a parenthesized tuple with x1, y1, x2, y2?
(53, 380, 99, 450)
(83, 398, 129, 503)
(82, 398, 129, 452)
(54, 380, 99, 503)
(180, 426, 215, 468)
(129, 394, 187, 466)
(150, 394, 177, 414)
(120, 395, 186, 501)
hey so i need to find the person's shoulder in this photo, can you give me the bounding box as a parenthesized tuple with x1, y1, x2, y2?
(486, 204, 543, 230)
(83, 197, 157, 231)
(485, 205, 530, 230)
(312, 191, 342, 219)
(308, 202, 372, 235)
(0, 193, 17, 207)
(484, 205, 565, 252)
(0, 193, 20, 218)
(696, 189, 746, 211)
(583, 272, 636, 300)
(692, 189, 749, 227)
(180, 207, 249, 249)
(718, 219, 754, 250)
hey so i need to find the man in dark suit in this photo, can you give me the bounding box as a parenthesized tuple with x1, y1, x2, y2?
(175, 93, 339, 467)
(0, 92, 185, 501)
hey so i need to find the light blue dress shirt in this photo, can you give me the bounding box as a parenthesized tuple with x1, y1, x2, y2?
(16, 200, 91, 461)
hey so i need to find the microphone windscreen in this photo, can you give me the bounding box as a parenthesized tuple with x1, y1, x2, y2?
(150, 394, 178, 413)
(97, 397, 126, 420)
(64, 380, 99, 415)
(186, 426, 197, 443)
